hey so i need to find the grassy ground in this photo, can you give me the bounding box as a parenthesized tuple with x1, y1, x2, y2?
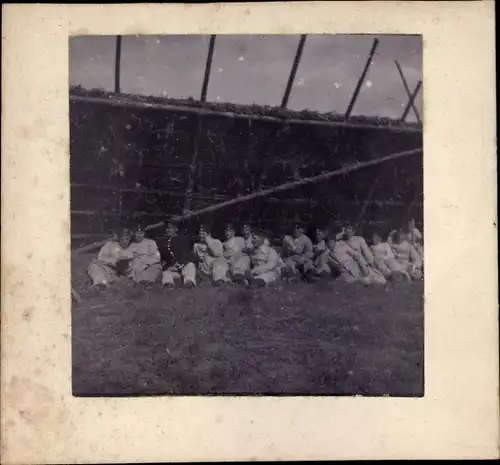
(72, 253, 424, 397)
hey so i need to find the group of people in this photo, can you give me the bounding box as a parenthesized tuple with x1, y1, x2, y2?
(87, 217, 423, 290)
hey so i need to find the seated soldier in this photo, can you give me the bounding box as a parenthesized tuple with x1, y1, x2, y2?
(127, 224, 163, 284)
(241, 223, 256, 255)
(193, 224, 229, 286)
(312, 225, 332, 277)
(405, 218, 424, 260)
(87, 228, 135, 288)
(223, 223, 250, 283)
(156, 219, 196, 289)
(371, 231, 411, 281)
(338, 223, 376, 269)
(389, 229, 423, 280)
(281, 221, 314, 278)
(328, 234, 386, 285)
(247, 230, 281, 287)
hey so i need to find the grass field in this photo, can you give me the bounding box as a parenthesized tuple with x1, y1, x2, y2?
(72, 253, 424, 397)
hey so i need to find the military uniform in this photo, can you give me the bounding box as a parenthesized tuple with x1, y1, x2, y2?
(157, 233, 196, 287)
(281, 232, 314, 275)
(193, 236, 229, 283)
(250, 242, 281, 285)
(329, 240, 386, 284)
(312, 238, 331, 275)
(223, 235, 251, 278)
(371, 241, 410, 279)
(87, 240, 135, 286)
(390, 239, 423, 280)
(127, 237, 162, 283)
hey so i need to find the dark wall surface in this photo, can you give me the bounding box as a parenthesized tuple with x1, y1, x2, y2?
(70, 94, 423, 247)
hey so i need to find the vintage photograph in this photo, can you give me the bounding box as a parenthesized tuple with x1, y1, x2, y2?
(70, 34, 424, 397)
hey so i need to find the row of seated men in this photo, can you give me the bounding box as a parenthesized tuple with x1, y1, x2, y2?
(87, 217, 423, 290)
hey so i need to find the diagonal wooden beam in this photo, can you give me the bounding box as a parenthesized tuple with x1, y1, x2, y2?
(345, 38, 379, 119)
(75, 147, 423, 254)
(201, 35, 216, 102)
(281, 34, 307, 108)
(395, 60, 421, 123)
(114, 35, 122, 93)
(401, 80, 422, 122)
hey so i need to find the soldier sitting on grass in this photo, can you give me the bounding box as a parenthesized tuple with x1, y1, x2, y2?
(312, 225, 333, 277)
(281, 221, 315, 280)
(87, 228, 135, 290)
(156, 218, 197, 290)
(193, 224, 229, 287)
(127, 224, 163, 286)
(223, 223, 251, 284)
(246, 230, 281, 287)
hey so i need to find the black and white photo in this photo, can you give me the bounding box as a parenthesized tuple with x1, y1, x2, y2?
(70, 34, 424, 397)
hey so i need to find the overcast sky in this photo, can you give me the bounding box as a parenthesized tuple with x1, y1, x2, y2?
(69, 34, 422, 121)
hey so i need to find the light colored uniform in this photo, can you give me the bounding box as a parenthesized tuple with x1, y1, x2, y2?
(193, 236, 229, 282)
(127, 238, 162, 283)
(329, 240, 386, 284)
(390, 240, 423, 279)
(223, 236, 251, 277)
(282, 233, 314, 274)
(346, 235, 375, 267)
(407, 227, 424, 259)
(313, 239, 331, 274)
(87, 241, 135, 286)
(250, 243, 281, 284)
(371, 242, 409, 278)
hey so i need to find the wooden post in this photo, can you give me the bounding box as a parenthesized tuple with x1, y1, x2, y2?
(182, 115, 204, 214)
(395, 61, 421, 123)
(281, 35, 307, 108)
(114, 35, 122, 94)
(201, 35, 216, 102)
(345, 38, 379, 119)
(401, 80, 422, 122)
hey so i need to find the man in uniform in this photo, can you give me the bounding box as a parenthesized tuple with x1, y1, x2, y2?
(248, 230, 281, 287)
(193, 224, 229, 286)
(127, 224, 163, 284)
(328, 233, 386, 285)
(338, 223, 376, 269)
(223, 223, 250, 283)
(87, 228, 135, 288)
(312, 225, 332, 277)
(281, 221, 314, 278)
(156, 219, 197, 289)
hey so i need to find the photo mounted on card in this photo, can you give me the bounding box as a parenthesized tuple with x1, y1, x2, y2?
(70, 34, 424, 397)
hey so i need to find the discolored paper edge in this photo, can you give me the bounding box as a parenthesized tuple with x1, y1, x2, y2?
(1, 2, 498, 463)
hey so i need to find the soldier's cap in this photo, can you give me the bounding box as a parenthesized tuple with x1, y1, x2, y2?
(198, 224, 210, 233)
(241, 223, 252, 229)
(133, 224, 146, 232)
(224, 223, 235, 231)
(293, 221, 306, 229)
(252, 229, 266, 238)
